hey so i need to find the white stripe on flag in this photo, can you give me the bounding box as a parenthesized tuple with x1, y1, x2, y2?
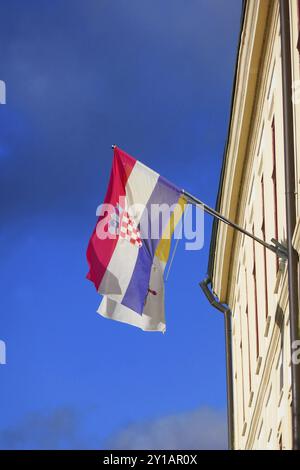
(98, 161, 159, 301)
(98, 256, 166, 332)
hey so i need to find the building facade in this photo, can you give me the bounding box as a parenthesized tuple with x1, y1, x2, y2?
(208, 0, 300, 449)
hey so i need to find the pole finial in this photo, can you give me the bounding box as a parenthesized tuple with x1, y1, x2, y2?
(111, 144, 116, 150)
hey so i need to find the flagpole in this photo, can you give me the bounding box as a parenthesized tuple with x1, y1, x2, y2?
(182, 189, 288, 260)
(109, 145, 287, 260)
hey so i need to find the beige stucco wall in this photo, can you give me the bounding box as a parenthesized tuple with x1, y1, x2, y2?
(212, 0, 300, 449)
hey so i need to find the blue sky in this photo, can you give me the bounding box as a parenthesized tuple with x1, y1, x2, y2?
(0, 0, 241, 449)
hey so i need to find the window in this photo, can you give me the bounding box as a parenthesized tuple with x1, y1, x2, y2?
(271, 118, 279, 272)
(261, 176, 269, 319)
(257, 420, 264, 441)
(279, 434, 283, 450)
(279, 358, 284, 392)
(245, 304, 252, 392)
(239, 307, 246, 423)
(245, 269, 252, 392)
(279, 328, 284, 393)
(252, 227, 260, 358)
(268, 428, 272, 443)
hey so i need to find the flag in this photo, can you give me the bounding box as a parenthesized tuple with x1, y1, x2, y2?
(86, 146, 186, 332)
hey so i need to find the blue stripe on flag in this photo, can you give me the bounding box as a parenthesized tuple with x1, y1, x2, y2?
(121, 176, 181, 314)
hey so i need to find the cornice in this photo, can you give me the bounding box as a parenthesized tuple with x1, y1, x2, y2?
(213, 0, 271, 302)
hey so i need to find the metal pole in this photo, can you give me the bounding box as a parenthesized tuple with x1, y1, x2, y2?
(280, 0, 300, 450)
(224, 307, 234, 450)
(182, 189, 287, 259)
(200, 277, 235, 450)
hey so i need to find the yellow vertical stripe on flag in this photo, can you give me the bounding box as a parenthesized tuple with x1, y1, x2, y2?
(155, 195, 186, 264)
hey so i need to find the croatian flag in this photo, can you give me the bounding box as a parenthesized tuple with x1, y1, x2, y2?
(86, 146, 186, 332)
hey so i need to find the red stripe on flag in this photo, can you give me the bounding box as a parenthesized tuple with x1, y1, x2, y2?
(86, 147, 136, 290)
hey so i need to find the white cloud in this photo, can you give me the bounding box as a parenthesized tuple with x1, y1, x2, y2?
(0, 408, 87, 450)
(105, 407, 227, 450)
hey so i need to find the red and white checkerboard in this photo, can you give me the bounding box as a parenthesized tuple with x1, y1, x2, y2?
(119, 211, 142, 248)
